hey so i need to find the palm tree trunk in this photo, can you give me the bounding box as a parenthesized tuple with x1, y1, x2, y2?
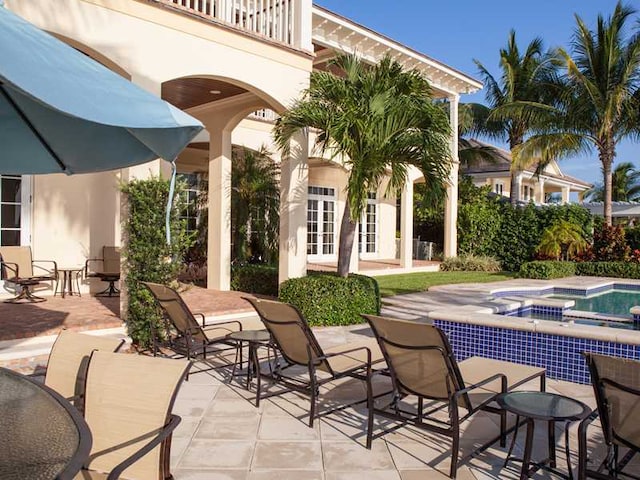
(601, 149, 614, 226)
(509, 170, 520, 205)
(337, 198, 358, 278)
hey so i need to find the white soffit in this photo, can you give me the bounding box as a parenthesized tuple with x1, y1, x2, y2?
(312, 5, 482, 97)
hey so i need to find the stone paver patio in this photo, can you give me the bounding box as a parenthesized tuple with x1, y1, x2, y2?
(168, 325, 639, 480)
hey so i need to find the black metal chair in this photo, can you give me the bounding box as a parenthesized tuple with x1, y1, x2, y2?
(0, 246, 57, 303)
(578, 352, 640, 479)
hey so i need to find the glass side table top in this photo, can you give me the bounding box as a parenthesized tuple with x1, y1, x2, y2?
(228, 329, 271, 343)
(497, 391, 591, 421)
(0, 368, 92, 480)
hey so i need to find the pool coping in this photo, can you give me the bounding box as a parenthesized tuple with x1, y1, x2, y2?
(427, 276, 640, 346)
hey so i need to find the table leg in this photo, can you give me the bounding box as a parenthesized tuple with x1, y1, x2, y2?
(521, 418, 535, 480)
(565, 421, 575, 480)
(246, 342, 253, 390)
(549, 420, 557, 468)
(61, 271, 68, 299)
(253, 343, 261, 407)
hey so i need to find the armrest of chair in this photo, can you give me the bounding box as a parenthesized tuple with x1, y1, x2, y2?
(0, 260, 19, 278)
(32, 259, 57, 276)
(314, 345, 373, 375)
(85, 258, 103, 275)
(578, 409, 599, 479)
(203, 319, 243, 331)
(453, 373, 507, 412)
(106, 414, 181, 480)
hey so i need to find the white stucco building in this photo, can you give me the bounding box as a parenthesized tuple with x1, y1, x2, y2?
(2, 0, 481, 297)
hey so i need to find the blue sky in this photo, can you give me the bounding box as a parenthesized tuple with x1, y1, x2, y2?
(314, 0, 639, 185)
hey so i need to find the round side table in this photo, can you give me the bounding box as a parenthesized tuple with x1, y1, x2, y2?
(227, 329, 271, 406)
(55, 266, 84, 298)
(497, 391, 591, 480)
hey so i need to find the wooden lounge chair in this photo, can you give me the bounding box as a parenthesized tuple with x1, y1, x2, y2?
(85, 246, 120, 297)
(578, 353, 640, 480)
(0, 246, 57, 303)
(363, 314, 546, 479)
(143, 281, 242, 374)
(44, 330, 125, 408)
(243, 297, 384, 442)
(78, 351, 190, 480)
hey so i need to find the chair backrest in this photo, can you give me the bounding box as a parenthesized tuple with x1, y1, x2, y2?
(363, 315, 469, 408)
(142, 282, 208, 343)
(584, 352, 640, 450)
(84, 351, 189, 480)
(102, 246, 120, 274)
(243, 297, 330, 372)
(44, 330, 125, 401)
(0, 246, 33, 278)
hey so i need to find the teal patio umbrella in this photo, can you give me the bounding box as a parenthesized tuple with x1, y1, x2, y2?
(0, 4, 203, 175)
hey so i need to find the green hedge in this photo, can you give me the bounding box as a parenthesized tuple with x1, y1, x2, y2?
(519, 260, 640, 279)
(230, 264, 279, 296)
(519, 261, 576, 279)
(279, 272, 380, 327)
(575, 262, 640, 279)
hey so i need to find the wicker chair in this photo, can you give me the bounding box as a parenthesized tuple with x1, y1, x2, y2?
(578, 353, 640, 480)
(363, 314, 547, 479)
(243, 297, 385, 442)
(85, 246, 120, 297)
(78, 351, 190, 480)
(0, 246, 57, 303)
(143, 281, 242, 375)
(44, 330, 125, 409)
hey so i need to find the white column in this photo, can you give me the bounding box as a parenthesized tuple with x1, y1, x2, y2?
(399, 180, 414, 269)
(444, 95, 459, 258)
(515, 174, 523, 201)
(293, 0, 313, 51)
(278, 130, 309, 284)
(207, 128, 233, 291)
(561, 186, 571, 204)
(536, 178, 546, 204)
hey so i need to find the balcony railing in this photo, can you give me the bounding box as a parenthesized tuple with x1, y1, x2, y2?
(248, 108, 279, 122)
(164, 0, 298, 47)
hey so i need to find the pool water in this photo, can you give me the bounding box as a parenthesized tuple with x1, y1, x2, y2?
(549, 290, 640, 317)
(517, 310, 639, 330)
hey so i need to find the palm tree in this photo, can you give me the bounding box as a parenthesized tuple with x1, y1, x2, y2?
(514, 2, 640, 224)
(231, 146, 280, 263)
(274, 54, 451, 277)
(585, 161, 640, 202)
(472, 31, 559, 205)
(536, 220, 588, 260)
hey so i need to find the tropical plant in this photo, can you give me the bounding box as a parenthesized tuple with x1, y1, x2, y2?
(536, 220, 588, 260)
(472, 30, 559, 204)
(585, 162, 640, 202)
(513, 2, 640, 225)
(274, 53, 451, 277)
(230, 146, 280, 264)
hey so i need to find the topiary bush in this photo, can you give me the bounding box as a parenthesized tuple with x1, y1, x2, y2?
(121, 177, 192, 347)
(519, 261, 577, 279)
(230, 264, 279, 296)
(279, 272, 380, 327)
(440, 254, 502, 272)
(575, 262, 640, 279)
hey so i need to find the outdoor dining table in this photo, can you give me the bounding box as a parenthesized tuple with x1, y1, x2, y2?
(0, 367, 92, 480)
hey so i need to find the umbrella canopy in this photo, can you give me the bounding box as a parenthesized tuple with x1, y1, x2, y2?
(0, 4, 203, 175)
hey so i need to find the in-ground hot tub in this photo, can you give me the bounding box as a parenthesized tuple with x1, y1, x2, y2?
(427, 279, 640, 384)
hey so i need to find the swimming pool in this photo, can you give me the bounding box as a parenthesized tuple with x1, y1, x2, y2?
(549, 290, 640, 317)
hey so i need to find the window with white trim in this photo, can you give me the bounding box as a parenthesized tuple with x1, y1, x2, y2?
(0, 175, 30, 246)
(359, 192, 378, 254)
(494, 182, 504, 196)
(177, 173, 201, 234)
(307, 186, 336, 259)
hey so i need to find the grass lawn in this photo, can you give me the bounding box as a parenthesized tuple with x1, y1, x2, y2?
(376, 271, 518, 297)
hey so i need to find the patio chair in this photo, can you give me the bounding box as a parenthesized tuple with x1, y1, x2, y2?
(0, 246, 57, 303)
(43, 330, 125, 408)
(363, 314, 547, 479)
(79, 351, 190, 480)
(143, 281, 242, 375)
(578, 353, 640, 480)
(243, 297, 384, 442)
(85, 246, 120, 297)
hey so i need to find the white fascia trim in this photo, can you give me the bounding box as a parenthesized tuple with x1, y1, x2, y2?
(312, 6, 482, 94)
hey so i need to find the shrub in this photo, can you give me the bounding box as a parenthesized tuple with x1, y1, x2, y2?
(591, 224, 631, 261)
(625, 226, 640, 251)
(440, 254, 502, 272)
(121, 178, 192, 347)
(575, 262, 640, 279)
(230, 264, 279, 296)
(519, 261, 576, 279)
(279, 273, 380, 327)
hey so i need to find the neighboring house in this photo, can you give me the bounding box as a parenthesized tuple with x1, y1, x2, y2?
(460, 139, 592, 204)
(2, 0, 480, 296)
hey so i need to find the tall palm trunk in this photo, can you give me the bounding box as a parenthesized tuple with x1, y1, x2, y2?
(509, 135, 523, 205)
(337, 197, 358, 277)
(600, 149, 614, 225)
